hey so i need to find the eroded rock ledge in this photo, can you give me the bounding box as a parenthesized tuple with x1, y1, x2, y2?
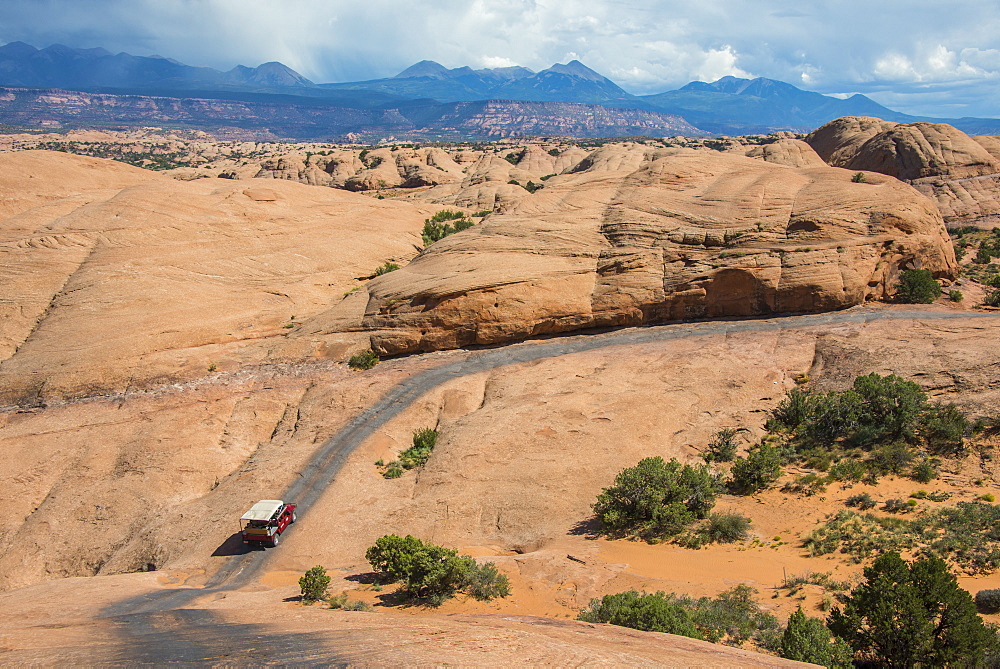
(362, 145, 956, 355)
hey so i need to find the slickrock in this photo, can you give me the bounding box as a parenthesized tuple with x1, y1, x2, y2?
(362, 144, 956, 355)
(0, 150, 430, 404)
(745, 138, 826, 168)
(808, 117, 1000, 226)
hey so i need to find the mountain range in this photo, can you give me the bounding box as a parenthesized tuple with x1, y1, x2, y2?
(1, 41, 998, 138)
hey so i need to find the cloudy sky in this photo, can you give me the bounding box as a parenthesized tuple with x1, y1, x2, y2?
(2, 0, 999, 117)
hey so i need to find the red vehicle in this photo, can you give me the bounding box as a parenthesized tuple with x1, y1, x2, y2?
(240, 499, 296, 547)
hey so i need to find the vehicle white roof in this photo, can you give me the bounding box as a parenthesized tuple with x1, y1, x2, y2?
(241, 499, 284, 521)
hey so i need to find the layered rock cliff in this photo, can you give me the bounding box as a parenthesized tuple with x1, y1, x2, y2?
(360, 144, 957, 355)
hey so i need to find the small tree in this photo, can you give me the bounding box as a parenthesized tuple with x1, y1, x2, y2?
(704, 428, 739, 462)
(895, 269, 941, 304)
(828, 552, 993, 666)
(781, 607, 852, 667)
(299, 565, 331, 603)
(729, 444, 782, 495)
(592, 457, 719, 541)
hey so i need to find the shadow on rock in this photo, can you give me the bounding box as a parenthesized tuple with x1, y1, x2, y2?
(211, 532, 255, 557)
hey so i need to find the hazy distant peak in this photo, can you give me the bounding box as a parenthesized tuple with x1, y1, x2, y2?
(541, 59, 608, 82)
(395, 60, 451, 79)
(0, 41, 38, 58)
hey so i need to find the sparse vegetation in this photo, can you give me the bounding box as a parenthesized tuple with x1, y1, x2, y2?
(703, 512, 751, 543)
(379, 428, 438, 478)
(348, 350, 380, 370)
(327, 593, 371, 611)
(373, 261, 399, 276)
(851, 172, 867, 183)
(299, 565, 331, 603)
(365, 534, 510, 605)
(592, 457, 719, 541)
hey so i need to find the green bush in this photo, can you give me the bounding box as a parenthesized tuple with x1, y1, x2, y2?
(851, 172, 867, 183)
(780, 607, 853, 667)
(704, 428, 739, 462)
(921, 404, 972, 455)
(828, 459, 867, 482)
(985, 288, 1000, 307)
(911, 458, 938, 483)
(829, 552, 993, 666)
(845, 492, 876, 510)
(949, 289, 964, 302)
(580, 586, 777, 647)
(365, 534, 510, 604)
(895, 269, 942, 304)
(592, 457, 719, 541)
(348, 350, 380, 370)
(380, 428, 438, 478)
(869, 442, 915, 474)
(299, 565, 331, 603)
(705, 512, 751, 543)
(421, 210, 474, 245)
(729, 444, 783, 495)
(373, 262, 399, 276)
(578, 590, 702, 638)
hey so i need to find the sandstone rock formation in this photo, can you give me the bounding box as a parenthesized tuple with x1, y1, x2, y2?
(0, 150, 430, 404)
(807, 117, 1000, 227)
(745, 138, 826, 168)
(360, 144, 956, 355)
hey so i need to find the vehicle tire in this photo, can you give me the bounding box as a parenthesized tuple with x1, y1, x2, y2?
(291, 512, 297, 523)
(271, 534, 279, 547)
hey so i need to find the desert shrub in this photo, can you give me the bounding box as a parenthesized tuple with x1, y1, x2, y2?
(772, 373, 930, 451)
(581, 586, 778, 646)
(704, 427, 739, 462)
(882, 498, 912, 514)
(465, 562, 512, 601)
(921, 404, 972, 455)
(780, 607, 853, 667)
(729, 444, 782, 495)
(782, 473, 829, 496)
(851, 172, 867, 183)
(348, 350, 380, 370)
(950, 289, 964, 302)
(578, 590, 702, 638)
(829, 552, 993, 666)
(372, 261, 399, 276)
(975, 589, 1000, 614)
(592, 457, 719, 541)
(799, 448, 834, 471)
(380, 428, 438, 478)
(869, 442, 915, 474)
(365, 534, 510, 604)
(299, 565, 331, 603)
(472, 209, 492, 217)
(895, 269, 942, 304)
(911, 458, 938, 483)
(846, 492, 876, 510)
(705, 512, 751, 543)
(771, 388, 814, 430)
(524, 180, 542, 193)
(668, 585, 779, 645)
(421, 210, 474, 245)
(781, 571, 851, 595)
(985, 288, 1000, 307)
(828, 459, 867, 482)
(327, 593, 371, 611)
